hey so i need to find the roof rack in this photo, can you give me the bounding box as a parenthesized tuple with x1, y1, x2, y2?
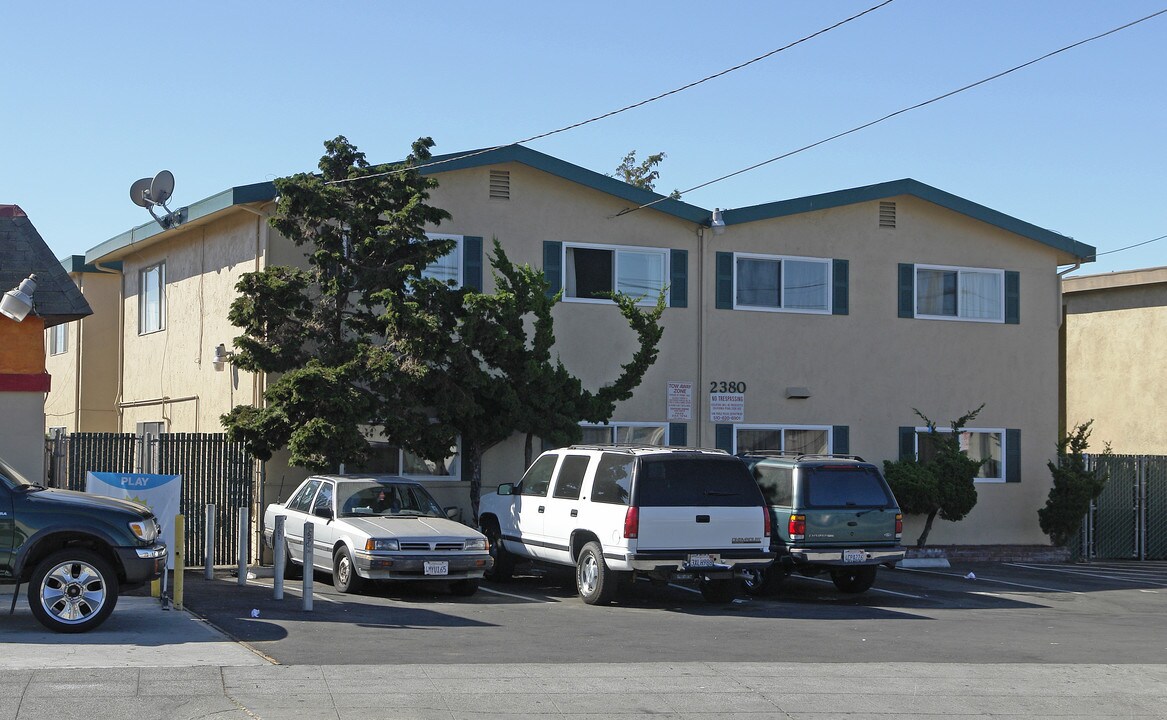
(739, 451, 867, 462)
(563, 443, 728, 455)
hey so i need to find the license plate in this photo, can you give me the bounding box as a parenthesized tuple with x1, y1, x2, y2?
(687, 554, 716, 568)
(424, 561, 449, 576)
(843, 549, 866, 563)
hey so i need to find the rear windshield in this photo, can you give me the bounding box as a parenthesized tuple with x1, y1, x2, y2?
(802, 466, 893, 508)
(635, 457, 763, 508)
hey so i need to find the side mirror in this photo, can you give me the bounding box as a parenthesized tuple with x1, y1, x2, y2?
(313, 506, 334, 520)
(497, 483, 514, 496)
(445, 506, 461, 521)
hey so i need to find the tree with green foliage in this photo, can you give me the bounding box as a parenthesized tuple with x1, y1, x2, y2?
(883, 405, 985, 547)
(613, 150, 681, 199)
(222, 135, 457, 471)
(1039, 421, 1111, 547)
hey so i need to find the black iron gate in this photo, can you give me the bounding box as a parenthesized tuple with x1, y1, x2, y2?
(46, 432, 257, 566)
(1079, 454, 1167, 561)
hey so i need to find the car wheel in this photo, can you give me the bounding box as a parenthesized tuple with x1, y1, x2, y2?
(333, 547, 365, 594)
(831, 565, 877, 593)
(448, 579, 480, 597)
(28, 549, 120, 634)
(283, 540, 302, 580)
(576, 541, 618, 605)
(699, 578, 737, 603)
(480, 519, 514, 582)
(740, 566, 784, 597)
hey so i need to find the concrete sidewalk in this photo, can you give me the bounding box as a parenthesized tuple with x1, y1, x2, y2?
(0, 661, 1164, 719)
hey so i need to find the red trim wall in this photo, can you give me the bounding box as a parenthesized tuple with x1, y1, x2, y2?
(0, 373, 51, 392)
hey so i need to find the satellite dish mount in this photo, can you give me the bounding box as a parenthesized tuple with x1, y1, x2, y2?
(130, 170, 187, 229)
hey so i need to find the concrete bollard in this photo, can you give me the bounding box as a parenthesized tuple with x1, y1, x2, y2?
(272, 515, 286, 600)
(205, 505, 215, 580)
(174, 514, 185, 610)
(237, 506, 249, 587)
(302, 521, 313, 612)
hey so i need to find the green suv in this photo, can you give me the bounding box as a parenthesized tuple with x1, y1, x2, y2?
(737, 453, 904, 596)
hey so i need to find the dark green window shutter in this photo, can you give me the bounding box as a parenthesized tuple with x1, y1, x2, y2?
(463, 236, 483, 291)
(670, 249, 688, 308)
(1004, 270, 1020, 324)
(898, 264, 915, 318)
(543, 241, 562, 298)
(1005, 428, 1021, 482)
(669, 423, 688, 447)
(715, 424, 734, 452)
(832, 426, 850, 455)
(898, 426, 916, 460)
(715, 252, 734, 309)
(832, 259, 849, 316)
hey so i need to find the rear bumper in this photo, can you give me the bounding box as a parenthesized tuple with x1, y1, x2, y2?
(620, 549, 775, 573)
(786, 546, 905, 566)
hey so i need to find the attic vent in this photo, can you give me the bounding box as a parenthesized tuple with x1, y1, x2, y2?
(879, 201, 896, 228)
(489, 170, 510, 200)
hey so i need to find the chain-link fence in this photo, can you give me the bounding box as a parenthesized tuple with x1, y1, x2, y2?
(1078, 454, 1167, 561)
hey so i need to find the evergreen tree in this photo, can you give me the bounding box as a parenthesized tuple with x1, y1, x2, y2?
(1039, 421, 1110, 547)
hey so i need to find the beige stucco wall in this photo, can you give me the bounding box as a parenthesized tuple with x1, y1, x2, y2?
(1063, 269, 1167, 455)
(44, 269, 121, 432)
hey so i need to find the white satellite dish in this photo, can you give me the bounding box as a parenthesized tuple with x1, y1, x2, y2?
(130, 178, 153, 208)
(149, 170, 175, 205)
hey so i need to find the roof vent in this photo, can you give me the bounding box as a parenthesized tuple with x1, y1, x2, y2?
(879, 201, 896, 228)
(489, 170, 510, 200)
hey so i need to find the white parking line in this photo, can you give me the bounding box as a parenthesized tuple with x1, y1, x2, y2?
(1005, 562, 1167, 588)
(245, 578, 342, 604)
(801, 574, 925, 599)
(899, 567, 1084, 595)
(478, 586, 561, 602)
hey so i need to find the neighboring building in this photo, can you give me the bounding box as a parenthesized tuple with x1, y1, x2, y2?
(1, 205, 92, 480)
(46, 146, 1095, 546)
(1062, 267, 1167, 454)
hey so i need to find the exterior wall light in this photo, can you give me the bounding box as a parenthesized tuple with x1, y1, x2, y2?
(711, 209, 726, 236)
(0, 274, 37, 322)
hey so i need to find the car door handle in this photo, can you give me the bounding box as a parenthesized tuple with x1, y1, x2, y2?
(538, 506, 545, 513)
(696, 515, 710, 523)
(570, 509, 578, 517)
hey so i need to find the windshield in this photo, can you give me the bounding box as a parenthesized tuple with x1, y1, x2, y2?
(0, 455, 38, 490)
(336, 480, 444, 518)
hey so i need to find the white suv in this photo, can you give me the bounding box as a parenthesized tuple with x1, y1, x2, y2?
(478, 445, 775, 604)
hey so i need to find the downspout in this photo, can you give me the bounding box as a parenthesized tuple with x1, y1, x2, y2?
(1056, 261, 1081, 328)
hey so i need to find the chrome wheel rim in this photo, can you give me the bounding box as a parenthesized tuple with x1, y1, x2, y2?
(578, 554, 599, 596)
(741, 568, 762, 590)
(337, 555, 351, 587)
(39, 560, 107, 625)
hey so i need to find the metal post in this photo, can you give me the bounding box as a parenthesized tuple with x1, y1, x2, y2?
(174, 514, 185, 610)
(237, 506, 249, 586)
(205, 505, 216, 580)
(272, 515, 286, 600)
(302, 522, 314, 612)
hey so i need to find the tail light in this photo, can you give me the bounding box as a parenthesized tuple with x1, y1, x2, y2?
(762, 507, 771, 538)
(624, 506, 639, 539)
(895, 513, 903, 540)
(788, 514, 806, 541)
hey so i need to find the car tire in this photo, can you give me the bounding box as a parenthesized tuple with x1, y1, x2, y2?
(28, 549, 120, 634)
(448, 579, 479, 597)
(576, 541, 618, 605)
(740, 566, 784, 597)
(283, 540, 302, 580)
(333, 547, 365, 594)
(831, 565, 877, 593)
(480, 519, 514, 582)
(699, 578, 737, 604)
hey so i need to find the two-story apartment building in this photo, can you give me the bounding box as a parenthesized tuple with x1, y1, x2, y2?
(45, 145, 1094, 547)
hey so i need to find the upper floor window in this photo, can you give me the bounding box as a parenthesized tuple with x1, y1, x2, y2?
(48, 323, 68, 355)
(421, 233, 464, 286)
(914, 265, 1004, 322)
(734, 253, 830, 313)
(139, 262, 166, 334)
(564, 243, 666, 303)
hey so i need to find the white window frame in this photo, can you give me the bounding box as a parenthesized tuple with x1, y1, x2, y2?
(913, 426, 1006, 483)
(139, 262, 166, 335)
(732, 253, 832, 314)
(578, 421, 669, 446)
(561, 242, 668, 306)
(733, 424, 833, 455)
(420, 233, 464, 287)
(914, 264, 1005, 323)
(48, 323, 67, 356)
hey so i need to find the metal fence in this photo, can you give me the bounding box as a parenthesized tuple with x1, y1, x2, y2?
(45, 432, 257, 566)
(1078, 454, 1167, 561)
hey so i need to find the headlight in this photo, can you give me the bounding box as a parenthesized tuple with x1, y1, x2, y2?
(365, 538, 399, 551)
(463, 538, 487, 551)
(128, 519, 158, 543)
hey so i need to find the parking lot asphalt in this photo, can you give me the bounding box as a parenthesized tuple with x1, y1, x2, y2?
(2, 561, 1165, 719)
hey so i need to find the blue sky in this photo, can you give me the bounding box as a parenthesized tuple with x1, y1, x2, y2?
(3, 1, 1163, 276)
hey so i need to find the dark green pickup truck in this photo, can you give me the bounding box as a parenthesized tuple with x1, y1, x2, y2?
(0, 455, 167, 633)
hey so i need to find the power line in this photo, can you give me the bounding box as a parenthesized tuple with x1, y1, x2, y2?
(325, 0, 897, 185)
(1092, 233, 1167, 259)
(622, 7, 1167, 216)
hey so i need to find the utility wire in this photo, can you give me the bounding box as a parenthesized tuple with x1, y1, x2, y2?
(1092, 233, 1167, 259)
(325, 0, 896, 185)
(621, 7, 1167, 216)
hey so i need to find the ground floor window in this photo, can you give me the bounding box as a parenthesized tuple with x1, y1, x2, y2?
(353, 440, 460, 480)
(578, 422, 667, 446)
(915, 427, 1004, 482)
(735, 425, 831, 455)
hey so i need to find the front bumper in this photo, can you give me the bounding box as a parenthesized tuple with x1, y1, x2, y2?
(786, 546, 905, 567)
(353, 550, 492, 581)
(116, 543, 168, 587)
